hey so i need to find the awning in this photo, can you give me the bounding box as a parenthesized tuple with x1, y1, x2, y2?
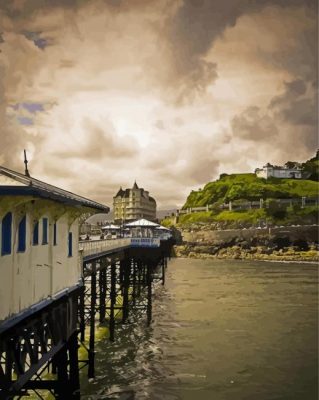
(156, 225, 171, 231)
(101, 224, 121, 230)
(125, 218, 159, 227)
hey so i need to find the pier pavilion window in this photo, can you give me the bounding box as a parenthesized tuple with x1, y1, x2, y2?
(53, 222, 57, 246)
(1, 212, 12, 256)
(33, 221, 39, 245)
(68, 232, 73, 257)
(42, 218, 48, 245)
(17, 215, 26, 253)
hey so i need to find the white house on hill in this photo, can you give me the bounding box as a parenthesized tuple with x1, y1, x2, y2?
(255, 163, 302, 179)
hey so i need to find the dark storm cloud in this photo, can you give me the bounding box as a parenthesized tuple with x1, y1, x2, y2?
(0, 0, 88, 17)
(0, 0, 317, 206)
(269, 79, 317, 127)
(231, 106, 278, 142)
(254, 20, 317, 85)
(0, 0, 316, 102)
(232, 78, 317, 151)
(168, 0, 316, 99)
(269, 80, 307, 105)
(0, 0, 161, 18)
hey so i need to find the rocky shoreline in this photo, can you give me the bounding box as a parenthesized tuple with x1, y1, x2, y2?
(173, 235, 319, 263)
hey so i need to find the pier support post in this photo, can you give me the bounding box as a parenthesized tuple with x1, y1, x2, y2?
(161, 258, 165, 285)
(79, 284, 85, 342)
(137, 260, 142, 298)
(132, 260, 137, 306)
(99, 268, 106, 323)
(147, 262, 152, 326)
(109, 262, 116, 341)
(5, 341, 13, 386)
(119, 259, 124, 287)
(122, 259, 130, 323)
(88, 262, 96, 379)
(68, 331, 80, 399)
(55, 346, 69, 398)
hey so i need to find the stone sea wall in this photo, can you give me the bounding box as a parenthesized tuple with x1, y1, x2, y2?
(172, 225, 319, 263)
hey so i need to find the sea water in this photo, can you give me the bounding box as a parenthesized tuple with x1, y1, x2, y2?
(81, 258, 318, 400)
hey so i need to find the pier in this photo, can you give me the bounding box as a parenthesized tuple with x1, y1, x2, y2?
(0, 166, 173, 399)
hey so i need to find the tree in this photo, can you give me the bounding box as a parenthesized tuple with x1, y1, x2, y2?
(285, 161, 299, 169)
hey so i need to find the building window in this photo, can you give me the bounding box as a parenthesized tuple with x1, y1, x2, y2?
(17, 215, 26, 252)
(1, 212, 12, 256)
(68, 232, 72, 257)
(42, 218, 48, 244)
(53, 222, 57, 246)
(33, 221, 39, 245)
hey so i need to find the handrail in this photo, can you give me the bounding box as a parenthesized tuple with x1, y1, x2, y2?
(78, 236, 171, 259)
(79, 238, 131, 259)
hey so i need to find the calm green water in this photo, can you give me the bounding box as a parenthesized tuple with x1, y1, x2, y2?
(81, 259, 318, 400)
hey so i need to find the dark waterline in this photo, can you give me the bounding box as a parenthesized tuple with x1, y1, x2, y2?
(81, 259, 318, 400)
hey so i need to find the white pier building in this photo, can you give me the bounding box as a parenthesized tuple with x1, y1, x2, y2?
(0, 166, 109, 323)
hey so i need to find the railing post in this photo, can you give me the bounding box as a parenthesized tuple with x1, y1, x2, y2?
(301, 196, 306, 208)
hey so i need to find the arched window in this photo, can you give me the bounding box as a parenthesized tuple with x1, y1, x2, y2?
(33, 221, 39, 245)
(18, 215, 26, 252)
(1, 212, 12, 256)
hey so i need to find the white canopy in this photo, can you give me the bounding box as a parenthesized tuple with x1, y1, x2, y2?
(156, 225, 171, 231)
(125, 219, 159, 227)
(101, 224, 121, 230)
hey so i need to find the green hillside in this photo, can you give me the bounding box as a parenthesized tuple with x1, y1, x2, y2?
(183, 174, 318, 209)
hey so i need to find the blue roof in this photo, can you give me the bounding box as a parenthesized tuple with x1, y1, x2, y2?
(0, 166, 110, 212)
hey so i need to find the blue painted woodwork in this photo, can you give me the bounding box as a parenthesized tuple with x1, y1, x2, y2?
(1, 212, 12, 255)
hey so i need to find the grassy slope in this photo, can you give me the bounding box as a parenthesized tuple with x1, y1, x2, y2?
(183, 174, 319, 209)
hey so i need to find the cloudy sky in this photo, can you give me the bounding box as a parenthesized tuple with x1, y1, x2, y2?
(0, 0, 317, 208)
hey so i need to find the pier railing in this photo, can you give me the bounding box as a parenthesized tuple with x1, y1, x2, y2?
(79, 238, 131, 259)
(131, 238, 161, 247)
(79, 237, 166, 261)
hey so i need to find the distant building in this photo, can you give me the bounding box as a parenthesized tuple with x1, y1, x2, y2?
(255, 163, 302, 179)
(113, 182, 156, 223)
